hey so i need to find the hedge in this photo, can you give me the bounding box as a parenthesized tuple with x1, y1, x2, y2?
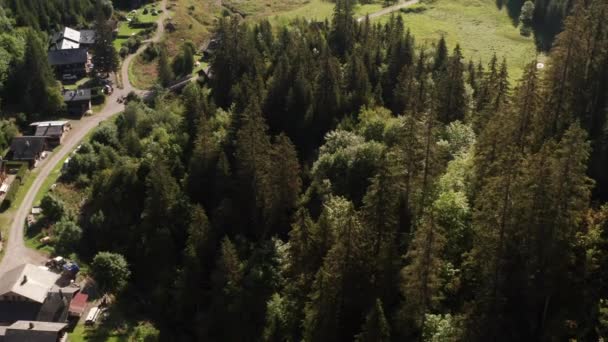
(129, 22, 156, 29)
(1, 162, 28, 211)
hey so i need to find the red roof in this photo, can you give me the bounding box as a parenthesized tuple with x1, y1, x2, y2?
(69, 292, 88, 316)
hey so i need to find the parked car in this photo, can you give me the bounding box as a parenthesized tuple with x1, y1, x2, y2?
(62, 74, 77, 81)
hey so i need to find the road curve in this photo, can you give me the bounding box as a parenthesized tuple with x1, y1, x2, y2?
(357, 0, 420, 22)
(0, 0, 168, 276)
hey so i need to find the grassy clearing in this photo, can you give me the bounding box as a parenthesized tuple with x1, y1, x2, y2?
(269, 0, 384, 26)
(116, 22, 144, 38)
(132, 3, 162, 23)
(268, 0, 537, 79)
(129, 55, 159, 90)
(165, 0, 219, 56)
(381, 0, 538, 80)
(223, 0, 309, 18)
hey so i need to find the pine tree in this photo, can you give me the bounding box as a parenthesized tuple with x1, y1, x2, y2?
(313, 52, 342, 144)
(304, 197, 374, 341)
(401, 212, 446, 329)
(235, 105, 273, 235)
(158, 44, 173, 87)
(330, 0, 355, 56)
(435, 45, 467, 123)
(268, 134, 302, 235)
(92, 5, 118, 75)
(19, 29, 63, 117)
(355, 299, 391, 342)
(433, 36, 448, 73)
(208, 237, 245, 340)
(346, 53, 373, 113)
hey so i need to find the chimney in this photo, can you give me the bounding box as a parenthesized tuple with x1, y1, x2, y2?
(28, 322, 34, 329)
(21, 275, 28, 285)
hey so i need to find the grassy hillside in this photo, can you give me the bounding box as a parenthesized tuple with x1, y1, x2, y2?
(270, 0, 539, 80)
(388, 0, 539, 80)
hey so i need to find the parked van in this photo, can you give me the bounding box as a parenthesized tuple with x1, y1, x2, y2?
(85, 307, 101, 325)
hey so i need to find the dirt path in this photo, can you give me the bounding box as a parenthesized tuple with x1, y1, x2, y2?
(356, 0, 420, 22)
(0, 0, 168, 276)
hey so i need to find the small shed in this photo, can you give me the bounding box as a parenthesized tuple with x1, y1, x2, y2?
(68, 292, 88, 317)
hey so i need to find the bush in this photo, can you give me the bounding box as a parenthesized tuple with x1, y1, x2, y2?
(1, 176, 21, 211)
(91, 93, 105, 105)
(143, 8, 149, 14)
(92, 124, 119, 147)
(40, 194, 65, 222)
(1, 161, 30, 209)
(119, 46, 129, 58)
(401, 4, 427, 14)
(142, 43, 160, 62)
(126, 36, 142, 53)
(53, 219, 82, 255)
(91, 252, 131, 293)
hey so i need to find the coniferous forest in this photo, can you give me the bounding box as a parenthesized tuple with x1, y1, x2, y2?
(3, 0, 608, 340)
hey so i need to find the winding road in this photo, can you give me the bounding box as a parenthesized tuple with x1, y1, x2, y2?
(0, 0, 418, 277)
(357, 0, 420, 22)
(0, 0, 169, 276)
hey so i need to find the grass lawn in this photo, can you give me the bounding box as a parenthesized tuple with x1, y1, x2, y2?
(116, 22, 144, 38)
(70, 325, 127, 342)
(129, 55, 158, 90)
(223, 0, 309, 18)
(380, 0, 538, 80)
(269, 0, 384, 26)
(133, 3, 162, 23)
(63, 77, 91, 91)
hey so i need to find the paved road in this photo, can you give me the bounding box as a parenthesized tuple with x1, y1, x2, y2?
(357, 0, 420, 22)
(0, 0, 168, 276)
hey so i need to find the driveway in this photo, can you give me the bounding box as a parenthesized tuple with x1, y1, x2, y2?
(0, 0, 169, 276)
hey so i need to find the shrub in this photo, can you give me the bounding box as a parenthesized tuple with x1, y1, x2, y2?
(53, 219, 82, 255)
(91, 124, 119, 147)
(91, 93, 105, 105)
(143, 8, 149, 14)
(401, 4, 427, 13)
(119, 46, 129, 58)
(91, 252, 131, 293)
(40, 194, 65, 222)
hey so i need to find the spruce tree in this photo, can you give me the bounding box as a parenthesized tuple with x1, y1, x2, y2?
(355, 299, 391, 342)
(19, 29, 63, 117)
(92, 5, 118, 75)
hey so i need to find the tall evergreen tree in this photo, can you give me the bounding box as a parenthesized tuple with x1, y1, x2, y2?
(18, 29, 63, 117)
(355, 299, 391, 342)
(92, 5, 118, 75)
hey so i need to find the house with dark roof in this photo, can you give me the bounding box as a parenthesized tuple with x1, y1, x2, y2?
(0, 320, 68, 342)
(48, 48, 88, 78)
(49, 27, 96, 51)
(63, 89, 92, 116)
(7, 137, 47, 167)
(30, 121, 70, 146)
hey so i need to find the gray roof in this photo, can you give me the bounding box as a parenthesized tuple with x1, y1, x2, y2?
(0, 301, 40, 324)
(36, 289, 72, 323)
(48, 48, 87, 66)
(0, 264, 60, 304)
(79, 30, 96, 44)
(63, 89, 91, 102)
(4, 321, 67, 342)
(34, 125, 64, 138)
(9, 137, 46, 161)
